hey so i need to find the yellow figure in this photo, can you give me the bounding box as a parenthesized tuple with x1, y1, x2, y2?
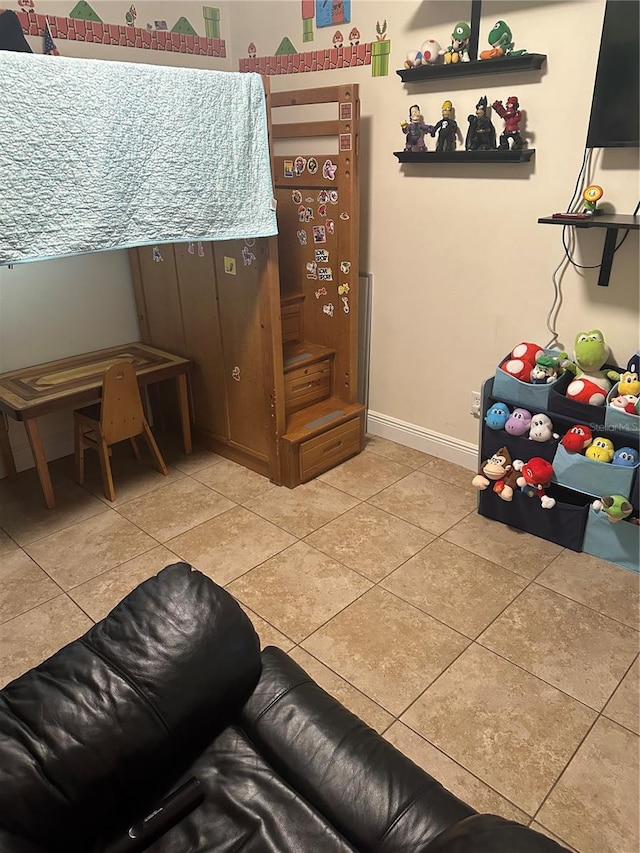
(618, 371, 640, 396)
(585, 437, 615, 463)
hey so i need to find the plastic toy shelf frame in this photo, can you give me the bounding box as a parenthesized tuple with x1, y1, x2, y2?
(537, 214, 640, 286)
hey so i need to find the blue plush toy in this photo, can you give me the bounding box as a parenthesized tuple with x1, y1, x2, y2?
(612, 447, 639, 467)
(485, 402, 510, 429)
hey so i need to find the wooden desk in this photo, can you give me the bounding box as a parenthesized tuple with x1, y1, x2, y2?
(0, 343, 192, 509)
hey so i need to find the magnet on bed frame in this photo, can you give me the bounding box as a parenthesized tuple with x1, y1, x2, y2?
(224, 256, 237, 275)
(328, 190, 339, 204)
(326, 220, 335, 235)
(294, 157, 307, 175)
(323, 160, 338, 180)
(315, 249, 329, 263)
(342, 296, 350, 313)
(232, 366, 241, 382)
(323, 302, 335, 317)
(340, 212, 350, 220)
(187, 242, 195, 255)
(198, 242, 205, 257)
(318, 204, 327, 217)
(339, 133, 352, 152)
(338, 283, 349, 295)
(292, 190, 303, 204)
(340, 261, 351, 274)
(308, 157, 319, 175)
(317, 190, 329, 204)
(152, 246, 163, 262)
(297, 230, 308, 246)
(306, 262, 317, 279)
(315, 287, 328, 299)
(284, 160, 294, 178)
(313, 226, 326, 243)
(242, 245, 256, 266)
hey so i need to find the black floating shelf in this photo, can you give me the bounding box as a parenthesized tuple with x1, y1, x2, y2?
(396, 53, 547, 83)
(394, 149, 535, 164)
(538, 213, 639, 287)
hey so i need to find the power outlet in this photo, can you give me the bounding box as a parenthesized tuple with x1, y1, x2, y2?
(470, 391, 481, 417)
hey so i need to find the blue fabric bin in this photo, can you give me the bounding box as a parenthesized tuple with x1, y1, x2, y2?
(493, 350, 569, 410)
(552, 443, 638, 501)
(582, 508, 639, 573)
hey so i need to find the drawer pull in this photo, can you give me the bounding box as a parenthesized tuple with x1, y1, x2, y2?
(323, 440, 343, 454)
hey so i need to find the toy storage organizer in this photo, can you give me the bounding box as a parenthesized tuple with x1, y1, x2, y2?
(479, 367, 640, 572)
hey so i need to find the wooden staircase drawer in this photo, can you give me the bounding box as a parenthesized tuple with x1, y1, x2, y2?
(284, 359, 331, 413)
(281, 302, 304, 344)
(299, 417, 361, 480)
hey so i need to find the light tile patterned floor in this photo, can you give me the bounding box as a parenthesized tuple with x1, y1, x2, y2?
(1, 434, 638, 853)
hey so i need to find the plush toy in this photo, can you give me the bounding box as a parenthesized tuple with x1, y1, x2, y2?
(531, 354, 563, 385)
(528, 413, 559, 442)
(564, 330, 620, 405)
(500, 342, 544, 384)
(617, 372, 640, 397)
(609, 394, 638, 414)
(560, 424, 593, 453)
(592, 495, 633, 523)
(420, 39, 443, 64)
(472, 447, 518, 501)
(485, 402, 510, 430)
(504, 407, 532, 436)
(627, 351, 640, 375)
(612, 447, 639, 467)
(514, 457, 556, 508)
(585, 437, 615, 463)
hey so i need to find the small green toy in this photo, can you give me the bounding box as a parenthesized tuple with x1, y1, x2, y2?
(444, 22, 471, 64)
(592, 495, 633, 523)
(480, 20, 527, 60)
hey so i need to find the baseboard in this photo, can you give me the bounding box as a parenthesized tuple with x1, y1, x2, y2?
(366, 410, 478, 471)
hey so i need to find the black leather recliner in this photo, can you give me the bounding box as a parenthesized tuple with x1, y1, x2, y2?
(0, 563, 569, 852)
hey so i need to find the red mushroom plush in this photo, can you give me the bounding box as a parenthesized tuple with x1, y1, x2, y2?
(500, 342, 544, 383)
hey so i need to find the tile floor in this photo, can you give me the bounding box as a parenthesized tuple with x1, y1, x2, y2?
(1, 433, 638, 853)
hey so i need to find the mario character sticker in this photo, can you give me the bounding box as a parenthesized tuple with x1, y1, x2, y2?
(315, 249, 329, 263)
(284, 160, 294, 177)
(340, 102, 353, 121)
(294, 156, 307, 175)
(339, 133, 352, 151)
(297, 230, 308, 245)
(315, 287, 328, 299)
(306, 262, 318, 279)
(313, 225, 326, 243)
(323, 160, 338, 180)
(318, 266, 333, 281)
(224, 256, 237, 275)
(307, 157, 319, 175)
(152, 246, 163, 262)
(340, 261, 351, 274)
(326, 219, 335, 235)
(323, 302, 335, 317)
(292, 189, 303, 204)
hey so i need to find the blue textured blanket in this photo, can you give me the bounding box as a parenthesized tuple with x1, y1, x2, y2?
(0, 53, 277, 264)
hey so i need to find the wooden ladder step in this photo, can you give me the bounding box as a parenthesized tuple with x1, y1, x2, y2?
(283, 341, 336, 373)
(282, 397, 365, 444)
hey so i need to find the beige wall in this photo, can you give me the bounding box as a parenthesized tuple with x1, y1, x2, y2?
(1, 0, 638, 477)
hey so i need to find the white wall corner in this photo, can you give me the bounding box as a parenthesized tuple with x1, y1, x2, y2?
(366, 410, 478, 471)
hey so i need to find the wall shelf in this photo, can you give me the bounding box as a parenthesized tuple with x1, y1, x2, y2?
(538, 213, 640, 286)
(396, 53, 547, 84)
(394, 149, 535, 164)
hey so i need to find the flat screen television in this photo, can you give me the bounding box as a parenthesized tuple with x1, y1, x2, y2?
(586, 0, 639, 148)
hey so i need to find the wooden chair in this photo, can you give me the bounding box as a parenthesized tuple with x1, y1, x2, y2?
(74, 361, 167, 501)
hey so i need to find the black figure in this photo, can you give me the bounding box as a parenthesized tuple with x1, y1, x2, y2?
(465, 95, 496, 151)
(432, 100, 458, 152)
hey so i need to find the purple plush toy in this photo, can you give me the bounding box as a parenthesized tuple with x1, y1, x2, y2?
(505, 407, 532, 436)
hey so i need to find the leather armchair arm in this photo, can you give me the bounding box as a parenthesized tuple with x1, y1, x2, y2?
(240, 647, 475, 853)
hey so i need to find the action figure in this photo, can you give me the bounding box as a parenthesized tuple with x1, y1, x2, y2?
(432, 100, 459, 152)
(582, 184, 604, 214)
(480, 20, 527, 60)
(492, 96, 524, 150)
(443, 22, 471, 63)
(466, 96, 496, 150)
(401, 104, 434, 152)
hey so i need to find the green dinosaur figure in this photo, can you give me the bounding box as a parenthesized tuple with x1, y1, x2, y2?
(481, 20, 526, 59)
(563, 330, 620, 391)
(592, 495, 633, 523)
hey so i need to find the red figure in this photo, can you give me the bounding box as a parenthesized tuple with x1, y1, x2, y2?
(492, 96, 524, 150)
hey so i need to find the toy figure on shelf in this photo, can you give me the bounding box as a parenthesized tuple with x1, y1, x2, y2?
(432, 100, 460, 152)
(563, 329, 620, 405)
(443, 22, 471, 64)
(465, 96, 496, 151)
(592, 495, 633, 523)
(582, 184, 604, 215)
(472, 447, 518, 500)
(560, 425, 593, 453)
(612, 447, 639, 467)
(404, 39, 443, 68)
(480, 20, 527, 60)
(514, 458, 556, 509)
(492, 96, 525, 150)
(529, 414, 559, 442)
(585, 437, 615, 463)
(485, 402, 510, 430)
(505, 408, 532, 437)
(401, 104, 434, 152)
(531, 353, 563, 384)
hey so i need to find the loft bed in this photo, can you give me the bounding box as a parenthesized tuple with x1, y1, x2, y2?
(0, 49, 364, 489)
